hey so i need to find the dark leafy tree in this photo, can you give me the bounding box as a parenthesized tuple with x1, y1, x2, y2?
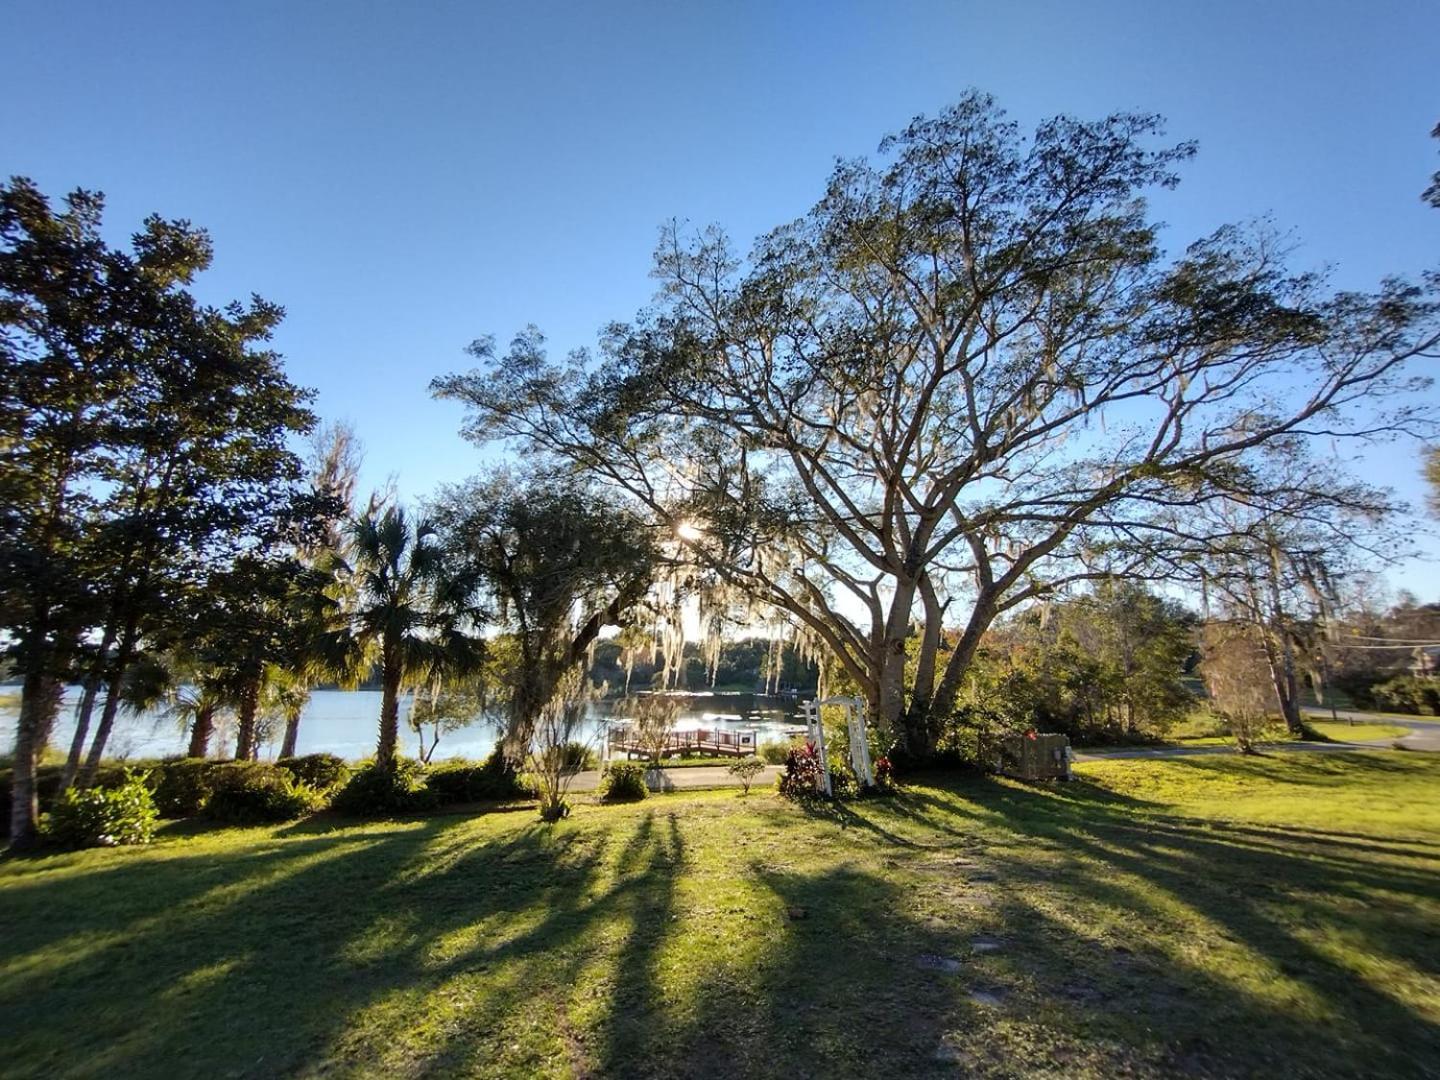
(2, 178, 314, 845)
(431, 471, 660, 758)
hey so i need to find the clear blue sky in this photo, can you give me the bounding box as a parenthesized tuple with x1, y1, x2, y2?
(4, 0, 1438, 587)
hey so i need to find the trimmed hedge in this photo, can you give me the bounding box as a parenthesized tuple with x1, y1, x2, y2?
(150, 759, 221, 817)
(425, 749, 533, 805)
(2, 761, 149, 832)
(332, 759, 435, 816)
(202, 762, 319, 824)
(277, 753, 350, 794)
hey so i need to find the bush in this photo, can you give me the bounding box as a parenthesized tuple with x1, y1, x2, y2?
(332, 759, 434, 816)
(728, 756, 767, 794)
(203, 762, 318, 824)
(759, 739, 798, 765)
(560, 741, 599, 772)
(277, 753, 350, 794)
(598, 762, 648, 802)
(426, 749, 534, 805)
(777, 743, 825, 800)
(873, 755, 896, 792)
(149, 759, 221, 817)
(1370, 675, 1440, 716)
(46, 771, 158, 848)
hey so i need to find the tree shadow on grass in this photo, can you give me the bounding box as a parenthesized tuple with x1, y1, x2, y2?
(886, 771, 1440, 1078)
(4, 767, 1440, 1079)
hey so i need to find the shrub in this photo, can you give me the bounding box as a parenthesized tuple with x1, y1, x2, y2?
(149, 759, 222, 817)
(759, 739, 798, 765)
(46, 771, 158, 848)
(728, 756, 767, 794)
(1370, 675, 1440, 716)
(332, 759, 435, 816)
(777, 743, 825, 800)
(203, 762, 318, 824)
(277, 753, 350, 794)
(559, 741, 599, 772)
(426, 749, 534, 805)
(598, 762, 648, 802)
(873, 755, 896, 792)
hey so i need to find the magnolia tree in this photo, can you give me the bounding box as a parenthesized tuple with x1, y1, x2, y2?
(436, 93, 1439, 762)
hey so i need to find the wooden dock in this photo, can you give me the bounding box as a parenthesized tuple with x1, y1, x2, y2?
(606, 726, 759, 760)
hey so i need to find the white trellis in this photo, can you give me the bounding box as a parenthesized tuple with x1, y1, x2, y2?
(798, 695, 874, 794)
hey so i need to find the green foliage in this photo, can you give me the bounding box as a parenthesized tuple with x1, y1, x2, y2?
(758, 739, 795, 765)
(427, 471, 658, 752)
(727, 756, 767, 794)
(149, 759, 222, 817)
(937, 583, 1197, 754)
(45, 771, 157, 848)
(276, 753, 350, 793)
(322, 504, 483, 767)
(424, 750, 534, 805)
(597, 762, 648, 802)
(777, 744, 825, 800)
(1370, 675, 1440, 716)
(332, 760, 435, 816)
(203, 763, 318, 825)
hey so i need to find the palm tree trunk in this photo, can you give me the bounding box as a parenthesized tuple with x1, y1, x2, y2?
(279, 708, 301, 759)
(188, 704, 215, 758)
(376, 660, 402, 768)
(61, 673, 103, 789)
(234, 680, 260, 761)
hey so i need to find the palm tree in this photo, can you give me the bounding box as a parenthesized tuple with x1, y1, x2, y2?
(164, 668, 235, 758)
(261, 663, 312, 759)
(324, 505, 479, 768)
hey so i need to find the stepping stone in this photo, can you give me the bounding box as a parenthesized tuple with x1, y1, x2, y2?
(968, 988, 1006, 1007)
(970, 937, 1003, 954)
(915, 953, 964, 974)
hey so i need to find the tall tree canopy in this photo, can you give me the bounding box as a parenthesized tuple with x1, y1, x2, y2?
(1, 177, 314, 846)
(436, 93, 1439, 761)
(431, 471, 661, 757)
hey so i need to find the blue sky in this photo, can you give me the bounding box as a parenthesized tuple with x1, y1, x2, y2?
(4, 0, 1438, 589)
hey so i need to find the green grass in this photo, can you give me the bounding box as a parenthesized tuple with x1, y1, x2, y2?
(1163, 709, 1418, 749)
(3, 754, 1439, 1078)
(1307, 720, 1413, 742)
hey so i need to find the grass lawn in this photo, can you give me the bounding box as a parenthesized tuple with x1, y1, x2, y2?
(1306, 720, 1414, 742)
(3, 754, 1439, 1078)
(1162, 710, 1417, 749)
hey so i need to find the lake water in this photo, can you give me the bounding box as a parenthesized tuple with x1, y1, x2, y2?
(0, 687, 807, 763)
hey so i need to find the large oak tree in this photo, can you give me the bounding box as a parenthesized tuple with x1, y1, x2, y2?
(436, 94, 1438, 761)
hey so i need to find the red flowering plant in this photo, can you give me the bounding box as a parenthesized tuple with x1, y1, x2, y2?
(777, 742, 826, 800)
(873, 755, 896, 792)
